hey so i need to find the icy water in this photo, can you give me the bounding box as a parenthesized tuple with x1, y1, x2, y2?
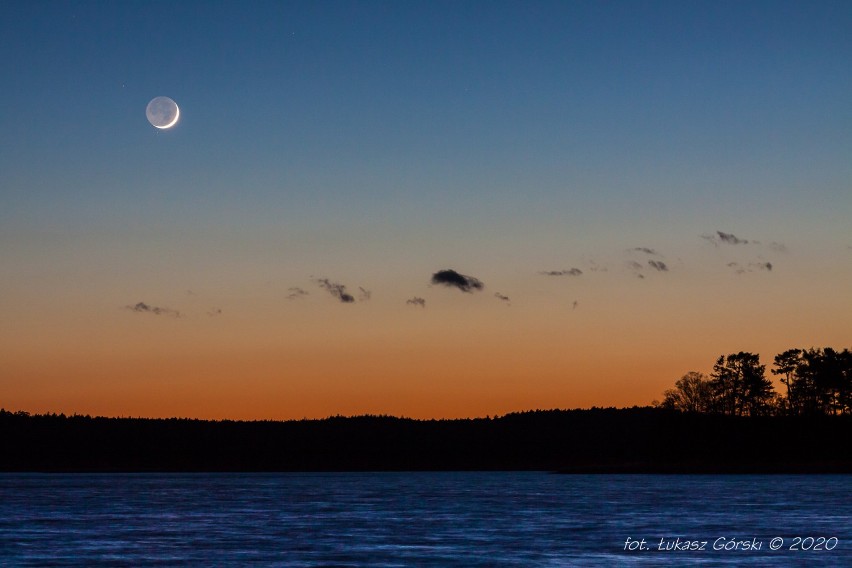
(0, 473, 849, 566)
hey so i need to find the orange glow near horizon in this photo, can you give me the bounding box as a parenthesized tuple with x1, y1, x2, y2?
(3, 267, 848, 421)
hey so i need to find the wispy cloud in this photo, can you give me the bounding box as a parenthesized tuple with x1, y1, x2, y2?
(430, 269, 484, 293)
(585, 259, 608, 273)
(572, 300, 579, 310)
(626, 260, 645, 279)
(539, 268, 583, 277)
(702, 230, 751, 246)
(207, 308, 222, 317)
(700, 233, 717, 246)
(768, 242, 789, 254)
(631, 247, 659, 256)
(717, 231, 749, 245)
(358, 287, 372, 302)
(494, 292, 510, 304)
(647, 260, 668, 272)
(727, 262, 745, 275)
(727, 261, 773, 275)
(286, 287, 309, 300)
(314, 278, 355, 303)
(125, 301, 181, 318)
(406, 297, 426, 308)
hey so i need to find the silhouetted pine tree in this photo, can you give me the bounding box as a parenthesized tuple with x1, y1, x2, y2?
(709, 352, 774, 416)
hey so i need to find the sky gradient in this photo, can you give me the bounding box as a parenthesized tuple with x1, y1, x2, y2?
(2, 0, 850, 419)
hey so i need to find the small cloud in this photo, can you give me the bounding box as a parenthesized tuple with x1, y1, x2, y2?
(768, 242, 789, 254)
(539, 268, 583, 277)
(700, 233, 719, 247)
(358, 287, 372, 302)
(430, 269, 484, 293)
(125, 301, 181, 318)
(625, 260, 646, 279)
(494, 292, 510, 304)
(715, 230, 751, 245)
(572, 300, 579, 310)
(626, 260, 646, 278)
(314, 278, 355, 303)
(207, 308, 222, 317)
(647, 260, 668, 272)
(406, 297, 426, 308)
(702, 231, 753, 246)
(286, 287, 309, 300)
(631, 247, 659, 256)
(727, 261, 773, 275)
(717, 231, 749, 245)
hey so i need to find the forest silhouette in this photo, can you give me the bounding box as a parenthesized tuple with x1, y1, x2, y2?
(2, 346, 850, 473)
(659, 347, 852, 416)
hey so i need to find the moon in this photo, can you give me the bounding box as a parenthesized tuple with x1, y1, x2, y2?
(146, 96, 180, 129)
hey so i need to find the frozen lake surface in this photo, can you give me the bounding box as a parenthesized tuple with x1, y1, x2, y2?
(1, 472, 849, 566)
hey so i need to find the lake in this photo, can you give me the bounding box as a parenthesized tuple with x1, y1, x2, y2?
(0, 473, 849, 566)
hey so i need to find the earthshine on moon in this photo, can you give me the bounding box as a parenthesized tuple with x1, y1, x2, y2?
(146, 96, 180, 129)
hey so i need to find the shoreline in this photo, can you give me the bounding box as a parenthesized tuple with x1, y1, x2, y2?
(3, 408, 850, 473)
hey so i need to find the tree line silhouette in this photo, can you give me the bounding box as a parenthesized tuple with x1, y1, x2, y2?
(2, 345, 851, 472)
(660, 347, 852, 416)
(2, 407, 851, 472)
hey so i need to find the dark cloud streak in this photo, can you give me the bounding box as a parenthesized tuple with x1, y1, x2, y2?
(539, 268, 582, 277)
(632, 247, 659, 256)
(430, 269, 484, 293)
(703, 230, 751, 246)
(315, 278, 355, 303)
(125, 302, 181, 318)
(727, 261, 773, 274)
(717, 231, 749, 245)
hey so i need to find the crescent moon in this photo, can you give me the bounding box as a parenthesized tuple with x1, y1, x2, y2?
(146, 96, 180, 129)
(157, 104, 179, 129)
